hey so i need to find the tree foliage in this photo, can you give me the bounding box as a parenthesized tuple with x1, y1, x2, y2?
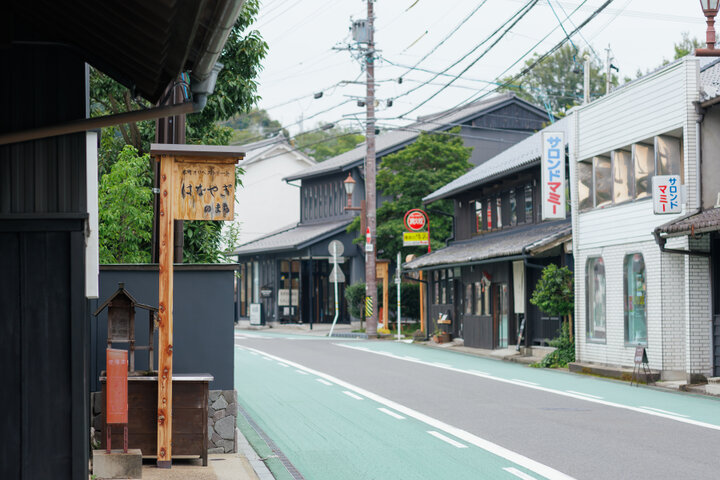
(294, 126, 365, 162)
(673, 32, 702, 60)
(348, 127, 473, 262)
(499, 45, 614, 116)
(530, 264, 574, 317)
(98, 146, 153, 264)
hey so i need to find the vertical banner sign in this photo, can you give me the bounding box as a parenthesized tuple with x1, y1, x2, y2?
(106, 349, 128, 425)
(541, 131, 565, 220)
(652, 175, 681, 214)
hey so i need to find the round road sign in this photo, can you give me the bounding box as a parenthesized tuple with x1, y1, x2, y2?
(405, 210, 427, 231)
(328, 240, 344, 257)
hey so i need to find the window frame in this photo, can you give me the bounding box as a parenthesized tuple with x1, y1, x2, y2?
(586, 256, 607, 343)
(623, 253, 647, 346)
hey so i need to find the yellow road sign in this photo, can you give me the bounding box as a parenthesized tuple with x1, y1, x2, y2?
(403, 231, 429, 246)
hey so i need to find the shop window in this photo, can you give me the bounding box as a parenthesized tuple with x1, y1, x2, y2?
(509, 191, 517, 226)
(612, 150, 633, 204)
(586, 257, 606, 342)
(474, 281, 490, 316)
(593, 156, 612, 208)
(655, 135, 683, 182)
(633, 143, 654, 199)
(624, 253, 647, 345)
(464, 283, 473, 315)
(578, 161, 593, 210)
(524, 185, 533, 223)
(475, 200, 484, 233)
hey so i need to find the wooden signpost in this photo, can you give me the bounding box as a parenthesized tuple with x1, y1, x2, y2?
(151, 144, 244, 468)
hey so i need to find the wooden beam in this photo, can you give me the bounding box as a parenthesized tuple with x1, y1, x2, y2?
(157, 154, 174, 468)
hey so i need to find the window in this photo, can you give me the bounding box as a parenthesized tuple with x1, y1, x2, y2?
(496, 197, 503, 229)
(655, 135, 683, 181)
(524, 185, 533, 223)
(586, 257, 606, 341)
(440, 270, 447, 304)
(486, 201, 493, 230)
(474, 281, 490, 315)
(612, 150, 633, 204)
(624, 254, 647, 345)
(633, 143, 654, 199)
(464, 283, 473, 314)
(433, 271, 439, 304)
(578, 161, 593, 210)
(509, 191, 517, 226)
(475, 200, 483, 233)
(593, 156, 612, 208)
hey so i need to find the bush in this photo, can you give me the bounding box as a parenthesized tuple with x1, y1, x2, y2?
(344, 283, 366, 319)
(536, 323, 575, 368)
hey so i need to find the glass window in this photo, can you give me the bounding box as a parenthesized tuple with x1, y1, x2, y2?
(656, 135, 683, 182)
(633, 143, 654, 199)
(613, 150, 633, 204)
(509, 191, 517, 226)
(578, 161, 593, 210)
(440, 270, 447, 304)
(586, 257, 606, 341)
(475, 200, 483, 233)
(624, 254, 647, 345)
(496, 197, 503, 229)
(464, 283, 473, 315)
(486, 201, 493, 230)
(593, 156, 612, 208)
(433, 271, 439, 304)
(524, 185, 533, 223)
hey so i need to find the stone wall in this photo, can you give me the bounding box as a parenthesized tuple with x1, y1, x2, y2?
(208, 390, 238, 454)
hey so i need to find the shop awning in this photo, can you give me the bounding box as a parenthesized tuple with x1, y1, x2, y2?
(404, 219, 571, 271)
(234, 219, 353, 256)
(655, 208, 720, 238)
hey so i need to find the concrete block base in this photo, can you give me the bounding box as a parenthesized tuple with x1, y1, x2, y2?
(93, 449, 142, 479)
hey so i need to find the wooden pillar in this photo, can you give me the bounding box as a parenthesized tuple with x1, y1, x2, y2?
(157, 154, 174, 468)
(419, 271, 426, 334)
(382, 268, 389, 327)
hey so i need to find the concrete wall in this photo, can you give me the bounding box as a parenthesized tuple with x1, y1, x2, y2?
(90, 265, 236, 391)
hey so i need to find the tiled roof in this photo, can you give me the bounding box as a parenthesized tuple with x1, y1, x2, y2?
(655, 208, 720, 237)
(403, 219, 571, 270)
(233, 219, 353, 256)
(700, 57, 720, 104)
(283, 93, 544, 181)
(423, 116, 571, 203)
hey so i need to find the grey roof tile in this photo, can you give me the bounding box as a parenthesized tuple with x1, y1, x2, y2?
(234, 219, 353, 256)
(404, 220, 571, 270)
(656, 208, 720, 237)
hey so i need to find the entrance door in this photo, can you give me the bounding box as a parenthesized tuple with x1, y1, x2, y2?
(493, 284, 509, 349)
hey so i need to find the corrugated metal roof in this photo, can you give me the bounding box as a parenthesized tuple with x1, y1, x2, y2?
(234, 218, 353, 256)
(423, 116, 571, 203)
(403, 219, 571, 270)
(655, 208, 720, 237)
(284, 93, 543, 182)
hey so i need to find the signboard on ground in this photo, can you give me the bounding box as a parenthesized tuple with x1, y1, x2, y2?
(106, 348, 128, 425)
(652, 175, 681, 214)
(403, 231, 429, 246)
(173, 161, 236, 220)
(541, 131, 566, 220)
(249, 303, 262, 325)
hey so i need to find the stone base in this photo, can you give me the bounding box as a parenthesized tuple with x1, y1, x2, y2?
(93, 449, 142, 479)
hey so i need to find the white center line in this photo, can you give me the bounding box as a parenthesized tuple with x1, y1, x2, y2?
(343, 391, 363, 400)
(565, 390, 603, 399)
(504, 467, 538, 480)
(295, 370, 308, 375)
(378, 407, 405, 420)
(639, 406, 689, 418)
(335, 343, 720, 432)
(240, 345, 576, 480)
(427, 430, 468, 449)
(316, 378, 333, 386)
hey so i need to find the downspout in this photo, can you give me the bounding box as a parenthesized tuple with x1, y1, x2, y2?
(521, 246, 546, 270)
(653, 229, 711, 257)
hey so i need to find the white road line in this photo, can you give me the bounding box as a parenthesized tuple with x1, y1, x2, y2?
(565, 390, 603, 399)
(427, 430, 468, 449)
(343, 391, 363, 400)
(262, 356, 272, 361)
(277, 363, 289, 368)
(639, 406, 689, 418)
(241, 345, 576, 480)
(335, 343, 719, 432)
(511, 379, 539, 386)
(295, 370, 308, 375)
(249, 352, 258, 356)
(468, 369, 490, 376)
(378, 408, 405, 420)
(316, 378, 333, 386)
(433, 362, 452, 368)
(504, 467, 538, 480)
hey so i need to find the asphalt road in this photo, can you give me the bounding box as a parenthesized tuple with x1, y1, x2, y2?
(234, 332, 720, 480)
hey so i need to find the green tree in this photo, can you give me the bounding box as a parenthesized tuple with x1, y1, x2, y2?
(673, 32, 702, 60)
(499, 45, 612, 116)
(225, 109, 288, 144)
(348, 127, 473, 262)
(98, 145, 153, 263)
(294, 126, 365, 162)
(530, 264, 575, 368)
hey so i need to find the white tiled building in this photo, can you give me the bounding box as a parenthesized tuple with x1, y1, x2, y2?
(570, 56, 715, 381)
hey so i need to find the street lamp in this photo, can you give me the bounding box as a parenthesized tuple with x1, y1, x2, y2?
(343, 172, 366, 237)
(696, 0, 720, 56)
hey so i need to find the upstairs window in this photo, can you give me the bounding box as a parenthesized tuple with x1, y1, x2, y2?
(656, 135, 683, 180)
(633, 143, 654, 199)
(475, 200, 484, 233)
(524, 185, 534, 223)
(593, 155, 612, 208)
(509, 191, 517, 226)
(612, 150, 633, 204)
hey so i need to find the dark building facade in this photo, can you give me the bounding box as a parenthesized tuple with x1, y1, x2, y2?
(406, 117, 573, 350)
(235, 94, 549, 324)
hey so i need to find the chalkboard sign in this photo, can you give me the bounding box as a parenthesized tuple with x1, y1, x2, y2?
(631, 346, 651, 386)
(634, 346, 648, 364)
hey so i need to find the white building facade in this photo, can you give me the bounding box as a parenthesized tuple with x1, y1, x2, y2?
(570, 57, 713, 381)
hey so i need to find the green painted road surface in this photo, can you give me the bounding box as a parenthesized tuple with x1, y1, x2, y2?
(235, 344, 562, 480)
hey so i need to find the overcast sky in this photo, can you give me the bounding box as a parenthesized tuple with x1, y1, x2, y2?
(249, 0, 706, 136)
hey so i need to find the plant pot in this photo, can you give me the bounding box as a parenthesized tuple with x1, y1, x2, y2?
(434, 332, 451, 344)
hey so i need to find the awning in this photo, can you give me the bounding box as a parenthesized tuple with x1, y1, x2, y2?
(234, 219, 353, 256)
(655, 208, 720, 238)
(404, 219, 571, 271)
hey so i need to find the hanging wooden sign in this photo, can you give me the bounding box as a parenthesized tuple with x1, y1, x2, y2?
(173, 160, 236, 220)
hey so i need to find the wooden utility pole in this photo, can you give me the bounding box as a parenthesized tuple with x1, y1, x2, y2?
(364, 0, 378, 336)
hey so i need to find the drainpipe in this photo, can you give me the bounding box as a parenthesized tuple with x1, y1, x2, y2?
(653, 229, 710, 257)
(521, 246, 546, 270)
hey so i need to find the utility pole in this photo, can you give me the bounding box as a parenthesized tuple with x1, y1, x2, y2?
(364, 0, 378, 336)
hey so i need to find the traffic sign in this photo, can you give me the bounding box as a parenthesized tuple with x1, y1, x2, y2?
(329, 264, 345, 283)
(328, 240, 344, 257)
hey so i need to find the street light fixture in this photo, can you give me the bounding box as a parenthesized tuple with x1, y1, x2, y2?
(343, 172, 366, 235)
(696, 0, 720, 56)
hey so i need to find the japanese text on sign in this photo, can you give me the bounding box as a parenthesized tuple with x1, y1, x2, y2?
(173, 161, 236, 220)
(541, 131, 565, 220)
(652, 175, 681, 214)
